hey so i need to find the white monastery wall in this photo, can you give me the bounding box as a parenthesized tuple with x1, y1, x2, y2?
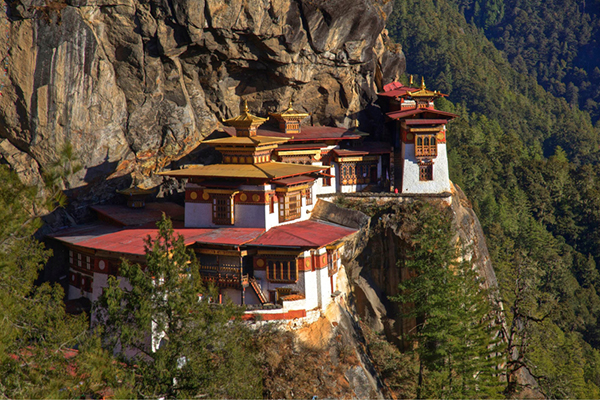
(185, 189, 317, 230)
(185, 202, 213, 227)
(401, 143, 451, 194)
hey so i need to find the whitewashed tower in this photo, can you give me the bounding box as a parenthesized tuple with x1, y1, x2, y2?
(379, 79, 458, 194)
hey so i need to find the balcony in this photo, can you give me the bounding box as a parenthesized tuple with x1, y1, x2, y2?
(415, 145, 437, 158)
(199, 264, 248, 288)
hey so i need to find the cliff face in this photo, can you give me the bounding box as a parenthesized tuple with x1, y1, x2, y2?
(341, 183, 500, 341)
(0, 0, 404, 200)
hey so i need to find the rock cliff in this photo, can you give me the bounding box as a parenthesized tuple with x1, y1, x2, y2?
(340, 183, 501, 343)
(0, 0, 404, 202)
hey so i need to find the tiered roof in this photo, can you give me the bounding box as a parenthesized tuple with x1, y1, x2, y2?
(160, 162, 326, 180)
(269, 99, 310, 122)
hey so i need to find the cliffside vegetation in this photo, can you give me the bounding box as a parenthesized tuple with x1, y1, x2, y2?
(388, 0, 600, 396)
(0, 165, 132, 398)
(339, 199, 505, 398)
(96, 215, 262, 399)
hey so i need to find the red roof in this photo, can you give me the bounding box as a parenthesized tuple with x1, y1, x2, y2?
(333, 142, 391, 157)
(332, 148, 369, 157)
(378, 86, 420, 98)
(275, 143, 325, 151)
(92, 202, 184, 227)
(386, 108, 458, 120)
(192, 228, 265, 246)
(382, 81, 404, 92)
(51, 224, 264, 255)
(405, 119, 449, 126)
(249, 220, 357, 248)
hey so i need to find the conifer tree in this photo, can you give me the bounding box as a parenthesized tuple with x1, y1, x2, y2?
(96, 215, 262, 399)
(391, 203, 503, 398)
(0, 164, 96, 398)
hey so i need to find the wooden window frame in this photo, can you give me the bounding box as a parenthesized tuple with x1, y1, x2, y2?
(323, 167, 332, 187)
(212, 195, 234, 225)
(415, 134, 438, 157)
(279, 191, 302, 222)
(269, 194, 276, 214)
(266, 258, 298, 283)
(306, 186, 313, 205)
(419, 162, 433, 181)
(340, 163, 357, 185)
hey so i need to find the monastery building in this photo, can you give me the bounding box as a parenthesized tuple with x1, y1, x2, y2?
(50, 80, 457, 321)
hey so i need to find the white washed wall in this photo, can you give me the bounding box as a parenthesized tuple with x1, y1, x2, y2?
(401, 143, 451, 194)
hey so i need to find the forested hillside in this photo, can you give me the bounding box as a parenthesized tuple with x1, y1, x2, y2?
(388, 0, 600, 396)
(455, 0, 600, 122)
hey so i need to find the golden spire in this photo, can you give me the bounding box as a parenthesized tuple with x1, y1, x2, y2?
(421, 76, 426, 90)
(270, 98, 309, 120)
(222, 100, 268, 128)
(409, 75, 414, 86)
(269, 97, 309, 134)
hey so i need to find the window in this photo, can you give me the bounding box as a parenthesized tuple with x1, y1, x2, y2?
(419, 163, 433, 181)
(279, 192, 302, 222)
(323, 168, 332, 186)
(212, 195, 234, 225)
(306, 186, 313, 205)
(356, 163, 376, 184)
(340, 163, 356, 185)
(266, 259, 298, 282)
(415, 134, 437, 157)
(269, 194, 276, 214)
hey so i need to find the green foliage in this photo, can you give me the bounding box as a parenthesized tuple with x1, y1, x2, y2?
(390, 203, 504, 399)
(0, 164, 97, 398)
(361, 322, 419, 399)
(452, 0, 600, 121)
(388, 0, 600, 395)
(43, 142, 83, 209)
(96, 215, 262, 399)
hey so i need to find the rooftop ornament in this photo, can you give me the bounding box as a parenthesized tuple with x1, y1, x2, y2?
(269, 98, 309, 134)
(222, 100, 268, 137)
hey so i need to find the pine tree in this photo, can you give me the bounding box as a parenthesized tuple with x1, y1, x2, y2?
(0, 165, 90, 397)
(391, 203, 504, 398)
(96, 215, 262, 399)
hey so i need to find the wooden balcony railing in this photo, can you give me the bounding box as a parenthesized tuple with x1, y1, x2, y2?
(415, 145, 437, 157)
(199, 264, 248, 288)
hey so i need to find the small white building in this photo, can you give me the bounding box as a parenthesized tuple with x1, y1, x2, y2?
(378, 79, 458, 195)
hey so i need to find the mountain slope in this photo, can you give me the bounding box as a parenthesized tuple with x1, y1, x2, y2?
(388, 0, 600, 396)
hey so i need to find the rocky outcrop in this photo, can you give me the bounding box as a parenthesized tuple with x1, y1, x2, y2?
(0, 0, 404, 203)
(340, 183, 500, 342)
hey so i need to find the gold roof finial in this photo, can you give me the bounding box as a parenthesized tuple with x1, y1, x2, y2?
(222, 100, 267, 128)
(409, 75, 414, 86)
(270, 98, 309, 120)
(421, 76, 426, 89)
